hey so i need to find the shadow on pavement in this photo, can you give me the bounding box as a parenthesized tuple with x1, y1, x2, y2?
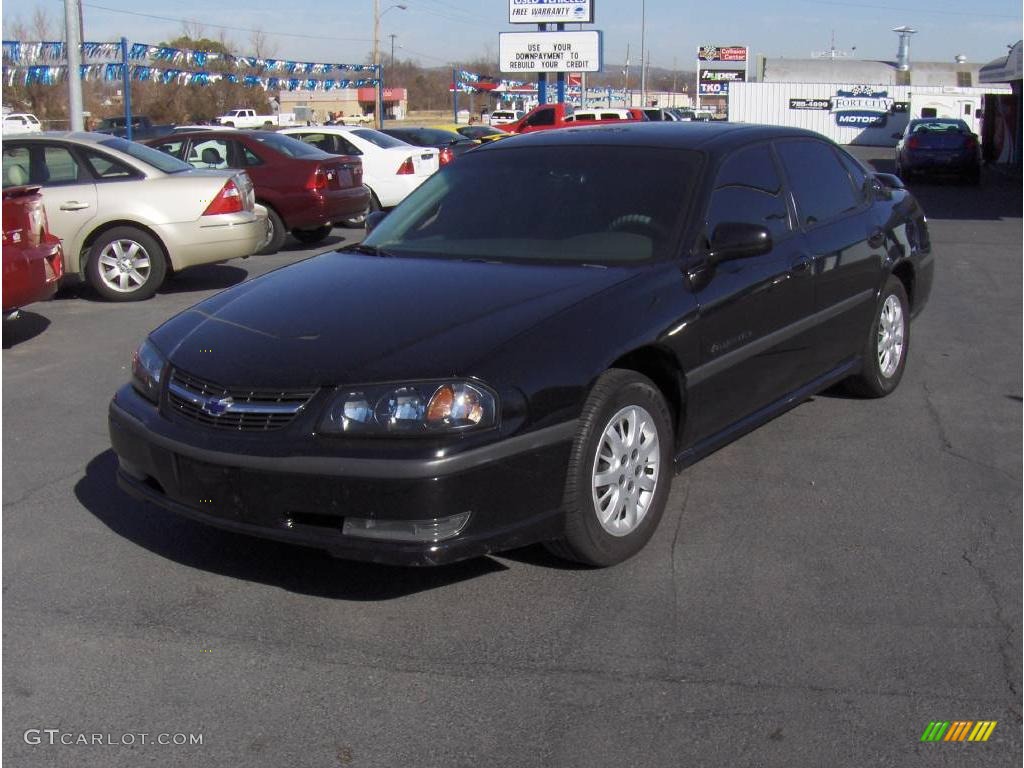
(865, 156, 1022, 222)
(75, 450, 508, 600)
(1, 311, 52, 348)
(157, 263, 250, 295)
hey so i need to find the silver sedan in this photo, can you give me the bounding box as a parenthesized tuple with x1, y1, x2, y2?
(1, 132, 268, 301)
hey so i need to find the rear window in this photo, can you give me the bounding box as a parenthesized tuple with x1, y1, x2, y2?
(250, 132, 330, 158)
(363, 145, 702, 265)
(351, 129, 408, 149)
(98, 137, 191, 173)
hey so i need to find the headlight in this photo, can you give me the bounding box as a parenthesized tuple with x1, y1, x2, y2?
(319, 380, 497, 435)
(131, 339, 166, 403)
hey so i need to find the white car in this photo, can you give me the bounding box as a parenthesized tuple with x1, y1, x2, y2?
(3, 113, 42, 135)
(489, 110, 524, 126)
(1, 132, 267, 301)
(281, 125, 439, 223)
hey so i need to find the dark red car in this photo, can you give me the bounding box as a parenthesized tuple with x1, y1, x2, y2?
(3, 184, 64, 315)
(145, 131, 370, 253)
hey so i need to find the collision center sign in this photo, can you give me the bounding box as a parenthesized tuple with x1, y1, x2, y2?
(499, 31, 602, 72)
(508, 1, 594, 24)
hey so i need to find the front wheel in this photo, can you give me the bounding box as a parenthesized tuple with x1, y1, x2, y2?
(546, 369, 674, 566)
(847, 276, 910, 398)
(86, 226, 167, 301)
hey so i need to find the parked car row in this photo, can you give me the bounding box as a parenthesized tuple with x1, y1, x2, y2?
(2, 133, 267, 301)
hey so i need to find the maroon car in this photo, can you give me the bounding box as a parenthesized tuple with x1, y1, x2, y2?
(3, 184, 64, 316)
(145, 131, 369, 253)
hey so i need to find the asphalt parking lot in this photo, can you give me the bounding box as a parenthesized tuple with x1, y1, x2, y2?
(2, 146, 1021, 767)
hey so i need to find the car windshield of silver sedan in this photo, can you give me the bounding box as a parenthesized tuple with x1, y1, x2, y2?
(98, 137, 192, 174)
(362, 146, 700, 265)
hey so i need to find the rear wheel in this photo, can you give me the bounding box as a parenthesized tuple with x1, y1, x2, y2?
(546, 369, 674, 566)
(256, 206, 285, 255)
(291, 225, 333, 245)
(341, 191, 380, 228)
(847, 276, 910, 398)
(86, 226, 167, 302)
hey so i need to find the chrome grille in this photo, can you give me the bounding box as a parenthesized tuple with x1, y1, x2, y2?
(166, 368, 316, 431)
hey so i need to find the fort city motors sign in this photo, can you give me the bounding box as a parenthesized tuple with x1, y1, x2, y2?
(832, 86, 894, 127)
(508, 0, 594, 24)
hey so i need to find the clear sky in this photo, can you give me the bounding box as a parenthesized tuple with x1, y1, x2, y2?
(2, 0, 1021, 70)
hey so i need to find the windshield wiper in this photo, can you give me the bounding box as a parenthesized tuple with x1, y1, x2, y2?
(346, 243, 393, 257)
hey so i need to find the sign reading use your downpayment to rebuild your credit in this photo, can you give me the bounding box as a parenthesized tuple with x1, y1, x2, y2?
(499, 31, 602, 72)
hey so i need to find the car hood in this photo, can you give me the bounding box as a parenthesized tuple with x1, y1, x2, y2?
(152, 251, 637, 388)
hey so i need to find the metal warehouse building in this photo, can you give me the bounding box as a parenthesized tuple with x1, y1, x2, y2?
(728, 55, 1011, 146)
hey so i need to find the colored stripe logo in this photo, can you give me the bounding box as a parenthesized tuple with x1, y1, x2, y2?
(920, 721, 997, 742)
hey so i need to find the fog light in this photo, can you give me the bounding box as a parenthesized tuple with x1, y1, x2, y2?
(342, 511, 471, 543)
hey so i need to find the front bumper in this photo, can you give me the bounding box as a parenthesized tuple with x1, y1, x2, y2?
(108, 386, 574, 565)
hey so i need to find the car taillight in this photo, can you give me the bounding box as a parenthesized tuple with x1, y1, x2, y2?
(202, 179, 243, 215)
(306, 166, 329, 191)
(906, 136, 921, 150)
(964, 136, 978, 151)
(439, 148, 455, 166)
(396, 157, 415, 175)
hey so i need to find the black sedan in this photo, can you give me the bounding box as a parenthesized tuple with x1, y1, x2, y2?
(380, 126, 478, 166)
(109, 124, 933, 567)
(893, 118, 981, 184)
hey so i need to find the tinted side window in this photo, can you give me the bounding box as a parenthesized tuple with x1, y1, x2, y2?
(834, 148, 869, 204)
(706, 144, 789, 240)
(526, 108, 555, 127)
(776, 139, 860, 227)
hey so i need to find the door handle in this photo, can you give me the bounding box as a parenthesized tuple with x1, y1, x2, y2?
(60, 201, 90, 211)
(867, 228, 885, 249)
(791, 254, 812, 273)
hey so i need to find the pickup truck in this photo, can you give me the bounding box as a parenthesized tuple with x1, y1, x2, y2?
(94, 115, 176, 140)
(216, 109, 299, 129)
(503, 103, 645, 135)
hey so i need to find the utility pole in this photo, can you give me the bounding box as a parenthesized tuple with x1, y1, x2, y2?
(622, 43, 630, 107)
(639, 0, 646, 106)
(64, 0, 84, 131)
(373, 0, 381, 128)
(390, 33, 397, 70)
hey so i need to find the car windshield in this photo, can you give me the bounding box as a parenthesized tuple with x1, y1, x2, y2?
(363, 145, 701, 265)
(350, 128, 408, 149)
(98, 137, 192, 173)
(251, 132, 330, 158)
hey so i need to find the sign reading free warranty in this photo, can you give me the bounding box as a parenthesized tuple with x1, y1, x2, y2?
(508, 0, 594, 24)
(499, 31, 602, 72)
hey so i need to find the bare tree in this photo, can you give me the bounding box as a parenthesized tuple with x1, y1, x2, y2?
(31, 6, 56, 40)
(249, 29, 277, 60)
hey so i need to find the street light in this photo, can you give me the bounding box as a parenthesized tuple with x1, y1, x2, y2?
(373, 1, 407, 128)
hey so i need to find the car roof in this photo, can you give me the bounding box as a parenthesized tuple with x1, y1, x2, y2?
(474, 122, 828, 154)
(13, 131, 115, 144)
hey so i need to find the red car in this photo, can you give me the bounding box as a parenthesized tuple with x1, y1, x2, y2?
(146, 131, 370, 253)
(2, 184, 64, 315)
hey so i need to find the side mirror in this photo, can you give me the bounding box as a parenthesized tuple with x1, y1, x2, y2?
(873, 172, 905, 190)
(365, 210, 387, 234)
(891, 132, 903, 140)
(709, 222, 772, 263)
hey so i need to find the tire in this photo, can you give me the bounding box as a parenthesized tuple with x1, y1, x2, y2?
(290, 225, 333, 245)
(546, 369, 674, 566)
(256, 206, 286, 255)
(223, 121, 235, 128)
(341, 191, 380, 228)
(846, 276, 910, 398)
(86, 226, 167, 302)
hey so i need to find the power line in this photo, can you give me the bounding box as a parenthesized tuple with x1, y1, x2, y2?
(79, 2, 373, 43)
